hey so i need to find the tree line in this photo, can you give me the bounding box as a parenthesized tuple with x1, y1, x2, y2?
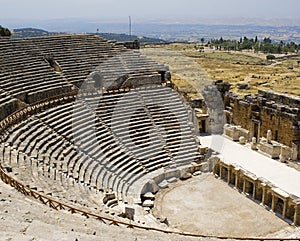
(203, 36, 300, 54)
(0, 25, 11, 37)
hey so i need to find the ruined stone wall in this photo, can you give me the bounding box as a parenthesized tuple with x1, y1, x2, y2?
(224, 89, 300, 159)
(259, 104, 299, 146)
(258, 90, 300, 108)
(231, 99, 252, 131)
(202, 83, 226, 134)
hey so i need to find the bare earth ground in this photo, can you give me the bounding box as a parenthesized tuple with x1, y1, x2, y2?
(153, 173, 297, 238)
(140, 47, 211, 99)
(141, 44, 300, 97)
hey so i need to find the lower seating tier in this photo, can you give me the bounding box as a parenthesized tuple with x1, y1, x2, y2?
(0, 86, 200, 206)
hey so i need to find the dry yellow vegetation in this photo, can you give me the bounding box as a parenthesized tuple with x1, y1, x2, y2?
(141, 43, 300, 97)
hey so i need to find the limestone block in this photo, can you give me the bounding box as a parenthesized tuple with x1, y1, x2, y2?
(291, 143, 298, 161)
(258, 141, 281, 159)
(208, 156, 220, 172)
(267, 130, 272, 143)
(142, 199, 154, 207)
(193, 170, 202, 176)
(239, 136, 246, 145)
(158, 180, 169, 189)
(147, 178, 161, 193)
(143, 192, 155, 200)
(198, 146, 208, 155)
(167, 177, 177, 183)
(279, 146, 291, 162)
(179, 171, 192, 180)
(251, 137, 257, 150)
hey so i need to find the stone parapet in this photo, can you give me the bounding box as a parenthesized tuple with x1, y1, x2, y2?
(258, 139, 282, 159)
(223, 124, 249, 141)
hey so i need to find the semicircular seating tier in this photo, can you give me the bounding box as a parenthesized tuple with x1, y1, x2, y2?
(1, 85, 200, 204)
(0, 35, 167, 119)
(0, 35, 200, 218)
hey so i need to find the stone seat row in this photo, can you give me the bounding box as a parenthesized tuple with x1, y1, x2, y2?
(2, 117, 139, 197)
(44, 86, 197, 169)
(0, 34, 169, 109)
(0, 86, 200, 210)
(0, 144, 120, 217)
(35, 102, 152, 193)
(87, 87, 199, 165)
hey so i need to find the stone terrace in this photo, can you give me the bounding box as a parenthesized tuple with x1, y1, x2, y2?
(0, 85, 200, 225)
(0, 35, 167, 119)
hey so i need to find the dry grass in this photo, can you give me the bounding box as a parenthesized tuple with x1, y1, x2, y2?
(189, 51, 300, 96)
(142, 44, 300, 97)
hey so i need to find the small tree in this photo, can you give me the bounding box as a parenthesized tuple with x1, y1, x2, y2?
(200, 38, 205, 45)
(199, 46, 204, 52)
(266, 54, 275, 61)
(0, 25, 11, 37)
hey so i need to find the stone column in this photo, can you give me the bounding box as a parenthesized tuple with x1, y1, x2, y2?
(219, 164, 222, 179)
(227, 168, 231, 184)
(271, 194, 276, 212)
(234, 170, 239, 189)
(282, 199, 287, 219)
(261, 184, 267, 206)
(213, 163, 217, 176)
(294, 204, 299, 226)
(252, 181, 256, 200)
(243, 179, 246, 194)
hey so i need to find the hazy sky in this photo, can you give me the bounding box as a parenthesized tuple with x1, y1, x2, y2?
(1, 0, 300, 21)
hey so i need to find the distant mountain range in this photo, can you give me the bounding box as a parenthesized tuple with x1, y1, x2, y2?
(12, 28, 60, 38)
(95, 33, 166, 43)
(7, 20, 300, 43)
(12, 28, 166, 43)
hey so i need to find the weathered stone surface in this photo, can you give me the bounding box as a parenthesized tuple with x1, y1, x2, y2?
(143, 192, 155, 200)
(0, 35, 169, 121)
(142, 199, 154, 207)
(258, 140, 281, 159)
(179, 171, 192, 180)
(239, 136, 246, 145)
(223, 88, 300, 159)
(224, 124, 249, 141)
(251, 137, 258, 150)
(158, 180, 169, 189)
(167, 177, 177, 183)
